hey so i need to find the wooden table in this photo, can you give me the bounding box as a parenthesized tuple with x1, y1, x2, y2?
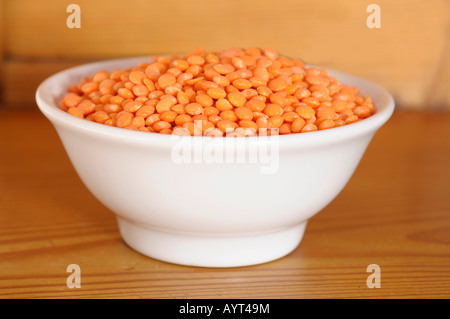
(1, 108, 449, 299)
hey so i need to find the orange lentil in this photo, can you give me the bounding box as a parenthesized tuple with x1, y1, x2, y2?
(257, 86, 272, 97)
(174, 114, 193, 126)
(93, 71, 109, 83)
(77, 99, 96, 115)
(175, 91, 189, 105)
(160, 111, 178, 122)
(294, 87, 311, 100)
(270, 91, 287, 106)
(204, 106, 220, 116)
(231, 57, 245, 69)
(233, 79, 253, 90)
(213, 63, 235, 75)
(157, 73, 176, 89)
(172, 127, 191, 136)
(186, 55, 205, 66)
(118, 88, 134, 99)
(62, 47, 375, 135)
(242, 88, 258, 100)
(212, 75, 230, 86)
(156, 97, 176, 114)
(335, 119, 346, 127)
(204, 128, 224, 137)
(225, 85, 239, 94)
(145, 114, 161, 126)
(305, 115, 316, 125)
(215, 98, 233, 111)
(184, 77, 204, 86)
(256, 116, 269, 129)
(292, 118, 306, 133)
(239, 120, 259, 131)
(159, 128, 173, 134)
(131, 84, 148, 97)
(204, 68, 220, 80)
(68, 107, 84, 118)
(167, 68, 183, 78)
(267, 76, 289, 92)
(252, 95, 267, 103)
(186, 65, 202, 77)
(192, 114, 208, 125)
(235, 107, 253, 121)
(302, 97, 320, 108)
(224, 71, 238, 83)
(345, 115, 359, 124)
(205, 53, 220, 64)
(124, 81, 135, 91)
(353, 106, 372, 119)
(185, 102, 204, 115)
(283, 105, 295, 113)
(63, 93, 83, 108)
(268, 115, 284, 128)
(318, 119, 336, 130)
(93, 111, 109, 124)
(301, 123, 318, 133)
(129, 71, 146, 84)
(142, 78, 155, 92)
(220, 110, 238, 122)
(295, 104, 315, 119)
(153, 121, 172, 132)
(243, 99, 263, 113)
(282, 111, 300, 123)
(228, 92, 247, 107)
(136, 104, 155, 118)
(249, 77, 266, 88)
(104, 119, 116, 126)
(263, 104, 284, 117)
(117, 111, 133, 128)
(317, 106, 336, 120)
(80, 82, 99, 95)
(123, 101, 143, 113)
(195, 94, 214, 107)
(131, 116, 146, 128)
(171, 103, 186, 115)
(104, 103, 122, 114)
(135, 96, 148, 104)
(207, 88, 227, 100)
(217, 120, 238, 133)
(279, 123, 292, 134)
(208, 115, 222, 125)
(172, 59, 189, 71)
(253, 67, 270, 82)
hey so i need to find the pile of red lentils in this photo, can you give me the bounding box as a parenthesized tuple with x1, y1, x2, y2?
(60, 47, 375, 136)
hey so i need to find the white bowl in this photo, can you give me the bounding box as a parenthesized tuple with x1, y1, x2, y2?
(36, 57, 394, 268)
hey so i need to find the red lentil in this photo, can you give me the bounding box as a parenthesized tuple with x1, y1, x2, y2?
(61, 47, 375, 136)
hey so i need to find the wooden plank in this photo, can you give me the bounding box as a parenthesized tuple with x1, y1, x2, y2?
(2, 0, 449, 109)
(0, 0, 4, 104)
(0, 110, 450, 298)
(426, 23, 450, 110)
(2, 59, 92, 106)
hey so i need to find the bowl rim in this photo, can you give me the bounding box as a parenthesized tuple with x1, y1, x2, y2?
(36, 56, 395, 147)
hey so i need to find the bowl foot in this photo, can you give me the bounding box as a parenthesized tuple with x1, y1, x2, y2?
(116, 218, 308, 267)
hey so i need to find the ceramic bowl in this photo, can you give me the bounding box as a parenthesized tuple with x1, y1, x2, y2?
(36, 57, 394, 267)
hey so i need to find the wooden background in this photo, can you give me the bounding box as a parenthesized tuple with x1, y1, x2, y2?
(0, 0, 449, 109)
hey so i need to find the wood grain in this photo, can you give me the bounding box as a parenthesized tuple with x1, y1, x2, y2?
(1, 0, 449, 109)
(0, 108, 449, 299)
(0, 0, 4, 102)
(427, 21, 450, 111)
(2, 59, 90, 105)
